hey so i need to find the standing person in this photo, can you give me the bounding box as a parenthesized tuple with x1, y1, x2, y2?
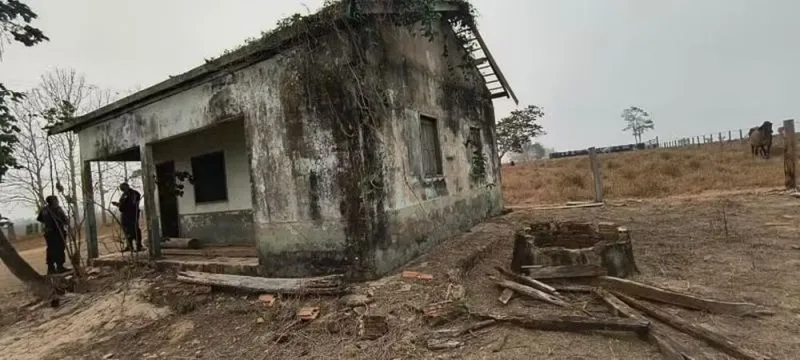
(112, 182, 143, 252)
(36, 195, 70, 274)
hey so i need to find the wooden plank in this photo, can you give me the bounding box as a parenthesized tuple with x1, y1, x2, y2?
(522, 264, 607, 280)
(551, 284, 594, 293)
(510, 202, 605, 211)
(496, 280, 568, 307)
(593, 288, 701, 360)
(784, 119, 796, 190)
(480, 313, 650, 334)
(176, 271, 344, 295)
(595, 276, 773, 317)
(495, 267, 558, 295)
(161, 237, 201, 249)
(614, 292, 773, 360)
(588, 147, 604, 203)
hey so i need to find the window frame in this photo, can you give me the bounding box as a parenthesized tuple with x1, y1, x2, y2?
(419, 114, 444, 179)
(190, 151, 229, 204)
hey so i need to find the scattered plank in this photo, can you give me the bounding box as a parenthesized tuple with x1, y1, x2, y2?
(521, 202, 605, 211)
(427, 339, 463, 350)
(551, 284, 593, 293)
(495, 267, 559, 295)
(359, 315, 389, 340)
(522, 264, 607, 280)
(593, 288, 700, 360)
(479, 312, 650, 334)
(176, 271, 345, 295)
(595, 276, 774, 317)
(496, 280, 568, 307)
(614, 292, 773, 360)
(498, 288, 514, 305)
(433, 319, 497, 338)
(161, 237, 201, 249)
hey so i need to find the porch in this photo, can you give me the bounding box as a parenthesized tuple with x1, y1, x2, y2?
(80, 118, 259, 274)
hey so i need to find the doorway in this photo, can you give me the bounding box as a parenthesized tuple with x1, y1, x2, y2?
(156, 161, 180, 238)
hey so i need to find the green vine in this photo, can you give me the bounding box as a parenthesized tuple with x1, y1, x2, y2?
(470, 147, 487, 181)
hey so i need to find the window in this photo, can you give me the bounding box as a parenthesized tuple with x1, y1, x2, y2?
(190, 151, 228, 203)
(420, 115, 443, 178)
(469, 127, 483, 151)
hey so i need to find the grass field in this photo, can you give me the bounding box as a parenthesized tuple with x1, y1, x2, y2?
(502, 138, 791, 205)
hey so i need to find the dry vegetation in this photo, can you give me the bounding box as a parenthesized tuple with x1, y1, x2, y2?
(502, 139, 791, 205)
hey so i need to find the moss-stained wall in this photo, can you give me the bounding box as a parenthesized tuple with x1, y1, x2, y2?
(75, 14, 503, 279)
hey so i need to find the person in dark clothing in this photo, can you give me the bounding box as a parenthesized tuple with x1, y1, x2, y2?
(36, 195, 70, 274)
(112, 183, 143, 252)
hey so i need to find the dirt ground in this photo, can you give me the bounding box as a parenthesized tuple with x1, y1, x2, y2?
(1, 189, 798, 360)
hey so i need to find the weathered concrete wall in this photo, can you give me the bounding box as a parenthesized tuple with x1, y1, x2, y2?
(152, 119, 253, 215)
(361, 21, 504, 278)
(179, 210, 254, 246)
(78, 73, 244, 161)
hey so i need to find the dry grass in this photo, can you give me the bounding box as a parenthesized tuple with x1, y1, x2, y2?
(502, 139, 791, 205)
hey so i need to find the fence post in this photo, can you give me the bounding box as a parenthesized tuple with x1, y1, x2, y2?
(739, 129, 743, 140)
(784, 119, 796, 190)
(588, 147, 604, 203)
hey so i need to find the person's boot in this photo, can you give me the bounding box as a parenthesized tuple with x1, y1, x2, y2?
(46, 265, 56, 275)
(56, 265, 71, 274)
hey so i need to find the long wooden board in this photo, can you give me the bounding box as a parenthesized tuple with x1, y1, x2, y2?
(176, 271, 345, 295)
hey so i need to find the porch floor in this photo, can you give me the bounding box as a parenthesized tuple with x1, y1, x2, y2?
(91, 246, 261, 276)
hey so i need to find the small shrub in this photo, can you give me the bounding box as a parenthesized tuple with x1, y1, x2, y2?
(560, 172, 585, 188)
(659, 163, 682, 178)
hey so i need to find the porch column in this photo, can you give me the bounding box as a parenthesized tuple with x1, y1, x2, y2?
(81, 160, 99, 259)
(139, 143, 162, 258)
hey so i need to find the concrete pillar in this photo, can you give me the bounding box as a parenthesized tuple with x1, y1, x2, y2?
(140, 143, 162, 258)
(81, 160, 99, 259)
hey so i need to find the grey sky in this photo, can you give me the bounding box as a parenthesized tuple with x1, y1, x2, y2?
(1, 0, 798, 218)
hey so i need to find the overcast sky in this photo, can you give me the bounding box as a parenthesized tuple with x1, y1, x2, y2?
(1, 0, 799, 218)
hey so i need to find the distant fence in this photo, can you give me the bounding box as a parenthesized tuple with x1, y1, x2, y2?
(549, 139, 659, 159)
(549, 127, 765, 159)
(659, 128, 755, 149)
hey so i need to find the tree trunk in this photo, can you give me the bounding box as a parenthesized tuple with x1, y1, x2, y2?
(0, 228, 55, 303)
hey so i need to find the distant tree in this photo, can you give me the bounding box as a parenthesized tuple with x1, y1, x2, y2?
(496, 105, 546, 159)
(621, 106, 654, 144)
(529, 142, 546, 159)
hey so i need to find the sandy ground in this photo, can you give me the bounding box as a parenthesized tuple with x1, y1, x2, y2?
(0, 189, 793, 360)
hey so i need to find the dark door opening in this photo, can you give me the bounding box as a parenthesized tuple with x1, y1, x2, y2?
(156, 161, 180, 238)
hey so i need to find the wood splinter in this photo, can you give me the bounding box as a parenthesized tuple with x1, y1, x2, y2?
(496, 280, 568, 308)
(495, 266, 559, 295)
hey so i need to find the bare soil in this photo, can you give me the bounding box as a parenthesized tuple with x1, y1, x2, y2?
(2, 189, 798, 360)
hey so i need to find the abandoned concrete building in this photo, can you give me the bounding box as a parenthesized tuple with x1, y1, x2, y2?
(49, 0, 517, 279)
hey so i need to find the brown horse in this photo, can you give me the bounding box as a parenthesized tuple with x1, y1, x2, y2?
(748, 121, 773, 159)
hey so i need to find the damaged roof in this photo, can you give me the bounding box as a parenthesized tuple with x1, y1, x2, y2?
(49, 0, 516, 135)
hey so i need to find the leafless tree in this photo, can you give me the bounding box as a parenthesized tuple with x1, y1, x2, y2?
(1, 98, 50, 210)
